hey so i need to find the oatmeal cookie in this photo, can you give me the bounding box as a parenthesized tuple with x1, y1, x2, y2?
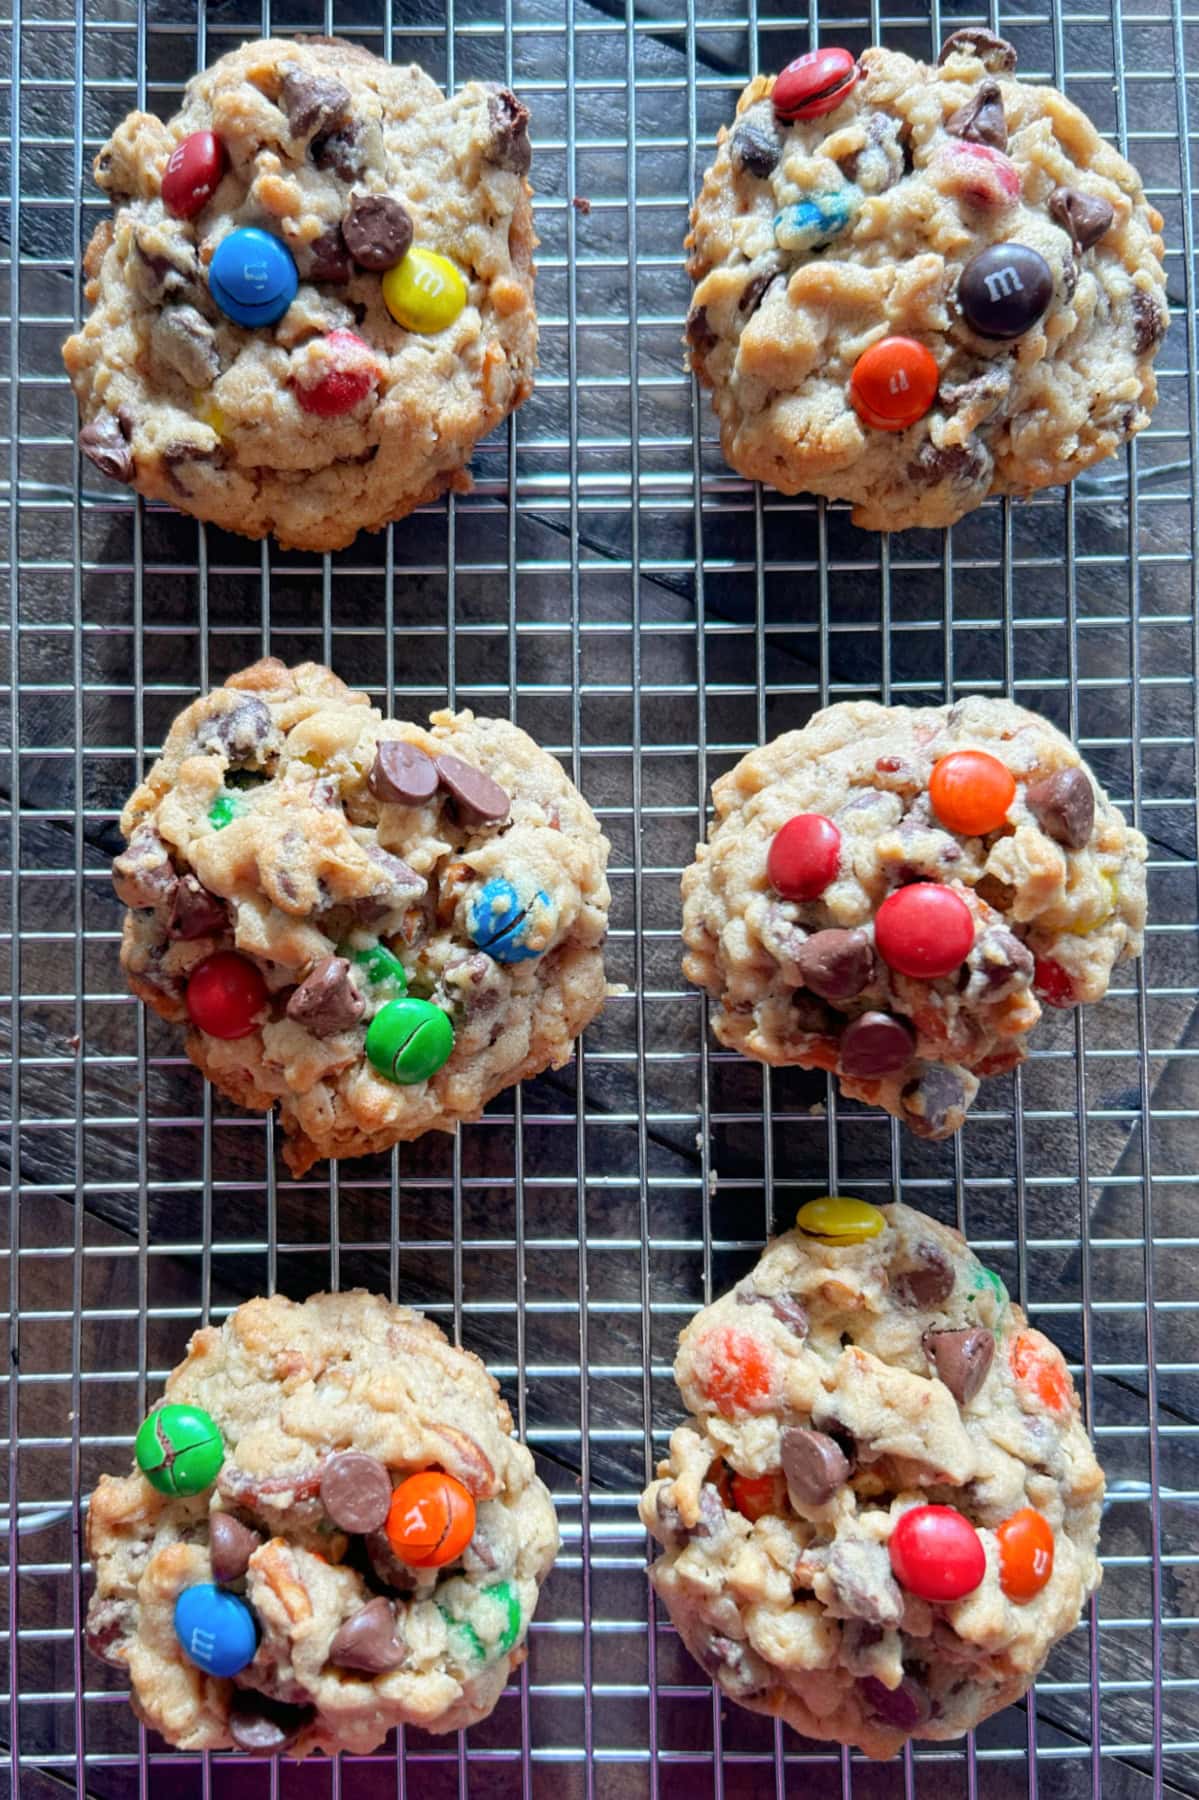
(86, 1292, 560, 1754)
(686, 31, 1167, 530)
(682, 696, 1146, 1137)
(63, 36, 536, 549)
(640, 1200, 1104, 1758)
(113, 659, 610, 1174)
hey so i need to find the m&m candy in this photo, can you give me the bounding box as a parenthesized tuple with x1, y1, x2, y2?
(382, 248, 468, 335)
(888, 1505, 986, 1602)
(1033, 956, 1075, 1008)
(175, 1583, 258, 1677)
(796, 1195, 885, 1244)
(468, 877, 552, 962)
(774, 189, 860, 255)
(480, 1580, 523, 1655)
(772, 47, 860, 122)
(933, 141, 1020, 210)
(928, 749, 1016, 837)
(996, 1507, 1055, 1602)
(1008, 1330, 1072, 1413)
(958, 243, 1054, 339)
(874, 884, 975, 979)
(136, 1403, 224, 1495)
(365, 997, 454, 1084)
(347, 941, 408, 995)
(850, 337, 940, 431)
(186, 951, 268, 1039)
(385, 1471, 476, 1567)
(207, 792, 243, 830)
(697, 1327, 775, 1414)
(293, 329, 379, 417)
(767, 814, 841, 900)
(209, 227, 299, 329)
(162, 131, 227, 220)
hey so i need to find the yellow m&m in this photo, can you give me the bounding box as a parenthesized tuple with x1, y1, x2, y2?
(382, 248, 468, 335)
(796, 1196, 886, 1245)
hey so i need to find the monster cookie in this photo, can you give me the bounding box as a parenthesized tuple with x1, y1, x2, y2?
(112, 659, 610, 1174)
(640, 1200, 1104, 1757)
(86, 1292, 560, 1754)
(682, 696, 1146, 1137)
(63, 36, 536, 549)
(686, 31, 1168, 530)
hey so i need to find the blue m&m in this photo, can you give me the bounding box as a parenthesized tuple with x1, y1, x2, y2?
(467, 878, 553, 964)
(774, 188, 860, 255)
(208, 228, 298, 328)
(175, 1583, 258, 1677)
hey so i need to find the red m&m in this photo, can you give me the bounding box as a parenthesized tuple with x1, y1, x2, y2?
(850, 337, 940, 432)
(996, 1507, 1054, 1603)
(772, 47, 860, 122)
(929, 749, 1016, 837)
(767, 813, 841, 900)
(934, 141, 1021, 210)
(293, 330, 380, 418)
(874, 883, 975, 979)
(186, 951, 267, 1039)
(1034, 956, 1075, 1008)
(889, 1504, 986, 1602)
(162, 131, 227, 220)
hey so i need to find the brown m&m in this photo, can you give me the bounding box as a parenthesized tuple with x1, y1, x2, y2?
(958, 244, 1053, 339)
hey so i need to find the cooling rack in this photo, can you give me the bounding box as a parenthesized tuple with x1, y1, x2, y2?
(4, 0, 1197, 1793)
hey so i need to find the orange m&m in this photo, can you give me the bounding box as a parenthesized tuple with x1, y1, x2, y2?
(730, 1471, 782, 1521)
(850, 336, 939, 431)
(1008, 1331, 1073, 1414)
(698, 1327, 775, 1416)
(385, 1471, 476, 1568)
(996, 1507, 1055, 1603)
(929, 749, 1017, 837)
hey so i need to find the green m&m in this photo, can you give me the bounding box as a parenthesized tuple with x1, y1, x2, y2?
(135, 1403, 224, 1496)
(207, 793, 244, 831)
(345, 942, 408, 997)
(481, 1581, 522, 1655)
(365, 997, 453, 1084)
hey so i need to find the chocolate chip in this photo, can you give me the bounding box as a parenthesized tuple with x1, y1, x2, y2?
(937, 28, 1017, 73)
(329, 1596, 407, 1673)
(907, 441, 988, 487)
(826, 1540, 904, 1626)
(858, 1674, 930, 1732)
(893, 1242, 955, 1309)
(112, 826, 177, 910)
(731, 116, 781, 178)
(938, 365, 1011, 417)
(167, 874, 227, 941)
(736, 1288, 809, 1337)
(1132, 288, 1167, 354)
(80, 415, 134, 483)
(738, 265, 785, 318)
(1026, 766, 1095, 850)
(299, 225, 353, 283)
(197, 697, 273, 763)
(367, 740, 440, 810)
(685, 306, 718, 354)
(85, 1595, 136, 1667)
(151, 306, 219, 388)
(781, 1427, 851, 1508)
(486, 87, 532, 175)
(1049, 187, 1114, 254)
(966, 925, 1034, 997)
(209, 1511, 262, 1583)
(839, 1011, 916, 1079)
(312, 119, 364, 181)
(958, 243, 1054, 338)
(901, 1065, 968, 1138)
(924, 1326, 995, 1406)
(163, 440, 221, 492)
(657, 1482, 725, 1545)
(699, 1633, 767, 1699)
(364, 844, 425, 901)
(946, 78, 1008, 150)
(319, 1451, 393, 1534)
(228, 1693, 314, 1754)
(435, 754, 511, 826)
(280, 63, 352, 139)
(133, 229, 198, 300)
(796, 928, 875, 1001)
(342, 193, 414, 272)
(286, 956, 365, 1038)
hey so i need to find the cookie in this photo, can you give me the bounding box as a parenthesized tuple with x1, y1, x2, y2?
(681, 696, 1146, 1137)
(86, 1292, 560, 1754)
(63, 36, 536, 550)
(113, 659, 610, 1174)
(640, 1200, 1104, 1758)
(686, 31, 1167, 530)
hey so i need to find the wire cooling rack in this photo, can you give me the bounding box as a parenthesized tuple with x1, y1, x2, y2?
(3, 0, 1197, 1794)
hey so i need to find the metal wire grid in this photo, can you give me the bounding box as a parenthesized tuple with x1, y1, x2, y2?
(2, 0, 1198, 1795)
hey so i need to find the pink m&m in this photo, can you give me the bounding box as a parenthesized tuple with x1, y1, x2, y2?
(293, 330, 380, 418)
(767, 814, 842, 900)
(772, 48, 860, 123)
(934, 140, 1020, 210)
(162, 131, 227, 220)
(889, 1505, 986, 1603)
(874, 883, 975, 979)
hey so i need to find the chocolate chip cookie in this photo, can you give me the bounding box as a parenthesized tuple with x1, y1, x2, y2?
(686, 31, 1167, 530)
(64, 36, 536, 549)
(681, 696, 1146, 1137)
(86, 1292, 560, 1754)
(113, 659, 611, 1174)
(640, 1200, 1104, 1758)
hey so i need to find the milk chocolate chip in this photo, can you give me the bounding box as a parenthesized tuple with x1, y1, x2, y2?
(343, 193, 414, 271)
(937, 28, 1017, 73)
(286, 956, 364, 1037)
(319, 1450, 393, 1533)
(1048, 187, 1115, 254)
(80, 414, 134, 483)
(229, 1694, 314, 1754)
(486, 88, 532, 174)
(167, 874, 227, 941)
(369, 739, 439, 806)
(736, 1288, 809, 1337)
(781, 1427, 851, 1508)
(946, 78, 1008, 150)
(435, 754, 511, 825)
(731, 116, 781, 178)
(1026, 766, 1095, 850)
(329, 1597, 407, 1673)
(858, 1674, 930, 1731)
(280, 64, 351, 139)
(796, 928, 875, 1001)
(924, 1326, 995, 1406)
(893, 1242, 955, 1308)
(208, 1511, 263, 1583)
(839, 1011, 916, 1078)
